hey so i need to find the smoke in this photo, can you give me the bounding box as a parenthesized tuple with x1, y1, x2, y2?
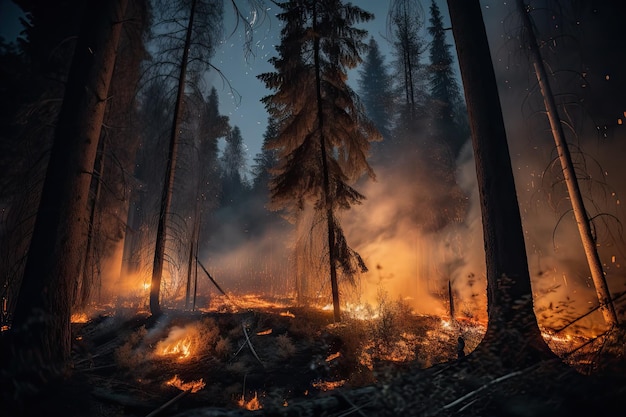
(86, 1, 625, 336)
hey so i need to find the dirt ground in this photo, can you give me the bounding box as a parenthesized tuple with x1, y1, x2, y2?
(4, 300, 626, 417)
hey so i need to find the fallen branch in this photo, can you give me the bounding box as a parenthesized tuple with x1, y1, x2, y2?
(145, 388, 192, 417)
(242, 323, 264, 367)
(195, 257, 238, 307)
(441, 370, 524, 411)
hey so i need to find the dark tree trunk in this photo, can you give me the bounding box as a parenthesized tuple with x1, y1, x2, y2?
(11, 0, 129, 363)
(149, 0, 197, 317)
(313, 6, 341, 323)
(447, 0, 555, 367)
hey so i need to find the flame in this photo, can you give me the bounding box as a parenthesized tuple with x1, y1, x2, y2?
(166, 375, 205, 393)
(159, 337, 192, 359)
(71, 312, 89, 323)
(238, 392, 262, 410)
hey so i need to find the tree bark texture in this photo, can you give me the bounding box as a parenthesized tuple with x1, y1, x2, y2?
(11, 0, 129, 362)
(447, 0, 554, 366)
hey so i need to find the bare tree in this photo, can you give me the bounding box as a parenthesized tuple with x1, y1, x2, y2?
(516, 0, 618, 327)
(447, 0, 555, 366)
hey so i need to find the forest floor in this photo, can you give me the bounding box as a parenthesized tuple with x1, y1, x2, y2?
(4, 296, 626, 417)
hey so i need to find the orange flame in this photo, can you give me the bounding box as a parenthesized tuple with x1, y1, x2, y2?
(71, 312, 89, 323)
(158, 337, 193, 360)
(238, 392, 262, 410)
(166, 375, 205, 393)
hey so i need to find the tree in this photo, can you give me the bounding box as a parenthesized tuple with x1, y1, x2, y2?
(10, 0, 129, 365)
(148, 0, 223, 316)
(447, 0, 555, 367)
(516, 0, 618, 327)
(388, 0, 428, 133)
(357, 38, 394, 146)
(259, 0, 380, 322)
(427, 0, 467, 158)
(220, 125, 248, 205)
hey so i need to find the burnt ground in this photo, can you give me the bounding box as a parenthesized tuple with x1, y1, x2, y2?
(3, 303, 626, 417)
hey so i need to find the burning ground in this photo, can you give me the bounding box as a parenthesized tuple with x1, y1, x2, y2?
(5, 294, 625, 417)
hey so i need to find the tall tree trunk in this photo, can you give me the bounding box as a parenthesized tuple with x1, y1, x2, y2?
(79, 136, 106, 309)
(11, 0, 129, 363)
(149, 0, 197, 316)
(517, 0, 618, 327)
(313, 7, 341, 323)
(447, 0, 555, 367)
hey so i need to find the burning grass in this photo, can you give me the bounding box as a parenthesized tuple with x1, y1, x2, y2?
(65, 294, 624, 416)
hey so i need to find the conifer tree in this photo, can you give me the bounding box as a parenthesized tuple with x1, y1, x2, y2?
(259, 0, 380, 322)
(427, 0, 467, 158)
(220, 125, 248, 205)
(388, 0, 428, 137)
(357, 38, 394, 145)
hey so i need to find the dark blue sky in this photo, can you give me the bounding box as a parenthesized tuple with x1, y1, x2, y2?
(211, 1, 454, 173)
(0, 0, 455, 172)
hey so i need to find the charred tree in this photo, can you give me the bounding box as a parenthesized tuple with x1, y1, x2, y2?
(517, 0, 618, 327)
(447, 0, 555, 367)
(10, 0, 129, 363)
(149, 0, 196, 317)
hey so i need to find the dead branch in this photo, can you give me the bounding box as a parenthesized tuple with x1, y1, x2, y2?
(145, 388, 192, 417)
(242, 323, 264, 367)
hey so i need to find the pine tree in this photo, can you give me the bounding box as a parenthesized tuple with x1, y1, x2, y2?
(357, 38, 394, 145)
(258, 0, 380, 322)
(388, 0, 428, 138)
(220, 125, 248, 205)
(427, 0, 467, 158)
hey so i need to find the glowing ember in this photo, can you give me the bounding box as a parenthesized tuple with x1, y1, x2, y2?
(238, 392, 262, 410)
(256, 328, 273, 336)
(325, 351, 341, 362)
(71, 312, 89, 323)
(166, 375, 205, 393)
(280, 311, 295, 318)
(312, 379, 346, 391)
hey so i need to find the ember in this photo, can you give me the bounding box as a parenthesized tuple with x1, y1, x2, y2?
(312, 379, 346, 391)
